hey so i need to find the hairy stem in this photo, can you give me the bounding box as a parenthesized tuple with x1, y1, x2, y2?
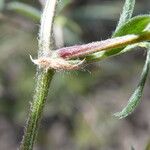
(56, 31, 150, 59)
(20, 70, 54, 150)
(39, 0, 57, 55)
(20, 0, 57, 149)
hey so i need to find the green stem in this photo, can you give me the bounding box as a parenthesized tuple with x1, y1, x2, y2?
(20, 0, 57, 149)
(20, 69, 54, 150)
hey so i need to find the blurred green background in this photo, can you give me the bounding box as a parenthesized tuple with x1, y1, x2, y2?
(0, 0, 150, 150)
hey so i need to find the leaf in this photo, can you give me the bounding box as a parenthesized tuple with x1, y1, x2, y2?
(86, 0, 136, 61)
(114, 0, 135, 35)
(114, 45, 150, 119)
(6, 2, 41, 21)
(86, 15, 150, 62)
(113, 15, 150, 37)
(108, 14, 150, 57)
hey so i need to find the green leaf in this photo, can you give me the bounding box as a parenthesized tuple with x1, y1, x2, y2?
(114, 45, 150, 119)
(114, 0, 135, 35)
(86, 15, 150, 62)
(113, 15, 150, 37)
(6, 2, 41, 21)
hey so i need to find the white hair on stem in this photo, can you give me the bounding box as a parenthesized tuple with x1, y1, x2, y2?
(38, 0, 57, 56)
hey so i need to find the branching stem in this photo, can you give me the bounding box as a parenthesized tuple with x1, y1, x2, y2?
(20, 0, 150, 149)
(20, 0, 57, 149)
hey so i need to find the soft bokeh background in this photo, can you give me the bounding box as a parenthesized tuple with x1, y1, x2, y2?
(0, 0, 150, 150)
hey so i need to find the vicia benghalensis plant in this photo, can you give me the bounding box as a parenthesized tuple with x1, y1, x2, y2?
(8, 0, 149, 149)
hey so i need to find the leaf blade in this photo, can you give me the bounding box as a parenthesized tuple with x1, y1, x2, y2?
(86, 15, 150, 62)
(114, 0, 135, 35)
(114, 45, 150, 119)
(113, 15, 150, 37)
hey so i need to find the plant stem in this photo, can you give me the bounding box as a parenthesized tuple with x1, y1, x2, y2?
(56, 31, 150, 59)
(20, 0, 57, 149)
(20, 70, 54, 150)
(39, 0, 57, 55)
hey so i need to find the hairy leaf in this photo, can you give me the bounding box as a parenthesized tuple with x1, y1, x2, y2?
(114, 45, 150, 119)
(107, 15, 150, 57)
(113, 15, 150, 37)
(87, 15, 150, 62)
(114, 0, 135, 35)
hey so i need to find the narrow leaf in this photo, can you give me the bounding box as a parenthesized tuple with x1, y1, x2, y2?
(107, 13, 150, 56)
(114, 46, 150, 119)
(87, 15, 150, 62)
(114, 0, 135, 35)
(113, 15, 150, 37)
